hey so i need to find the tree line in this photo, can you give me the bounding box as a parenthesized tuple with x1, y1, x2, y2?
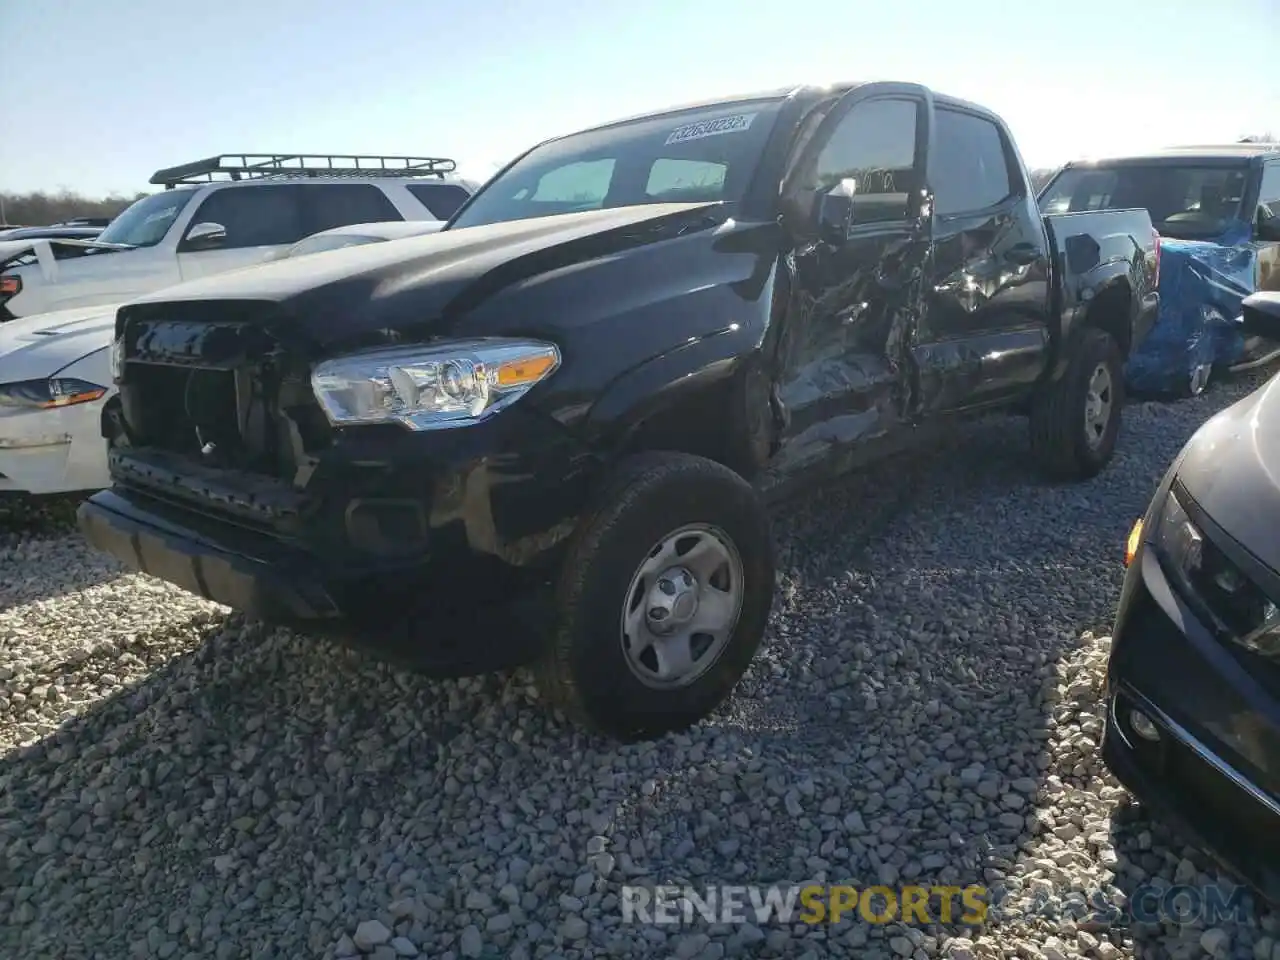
(0, 190, 148, 228)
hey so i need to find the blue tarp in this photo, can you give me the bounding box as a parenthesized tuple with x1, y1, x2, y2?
(1124, 221, 1257, 395)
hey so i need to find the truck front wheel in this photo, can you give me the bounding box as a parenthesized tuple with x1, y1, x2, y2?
(535, 452, 774, 740)
(1029, 328, 1125, 481)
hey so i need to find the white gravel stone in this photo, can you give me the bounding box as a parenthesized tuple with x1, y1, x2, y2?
(353, 919, 391, 951)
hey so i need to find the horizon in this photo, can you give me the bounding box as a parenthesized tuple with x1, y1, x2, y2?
(3, 0, 1276, 197)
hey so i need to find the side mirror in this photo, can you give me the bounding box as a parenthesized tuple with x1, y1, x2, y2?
(1255, 211, 1280, 243)
(816, 178, 859, 246)
(1239, 291, 1280, 340)
(184, 221, 227, 250)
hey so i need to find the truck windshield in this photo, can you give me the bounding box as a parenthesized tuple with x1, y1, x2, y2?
(450, 98, 785, 230)
(97, 190, 199, 248)
(1039, 163, 1249, 241)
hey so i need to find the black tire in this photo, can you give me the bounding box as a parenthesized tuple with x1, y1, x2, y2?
(535, 451, 774, 740)
(1029, 328, 1124, 481)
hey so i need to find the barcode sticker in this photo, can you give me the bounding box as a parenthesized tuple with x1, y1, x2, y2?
(664, 113, 758, 146)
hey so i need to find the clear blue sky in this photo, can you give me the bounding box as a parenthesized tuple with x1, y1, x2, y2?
(3, 0, 1277, 197)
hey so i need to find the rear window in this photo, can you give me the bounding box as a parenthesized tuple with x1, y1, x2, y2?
(303, 183, 402, 233)
(1039, 163, 1249, 240)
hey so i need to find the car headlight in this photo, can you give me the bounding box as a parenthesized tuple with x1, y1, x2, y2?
(1152, 488, 1204, 580)
(310, 338, 560, 430)
(0, 378, 108, 410)
(1153, 487, 1280, 658)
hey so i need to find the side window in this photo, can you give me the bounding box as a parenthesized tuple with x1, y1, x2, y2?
(406, 183, 472, 220)
(303, 184, 402, 233)
(811, 98, 919, 224)
(932, 110, 1016, 216)
(1258, 162, 1280, 220)
(182, 186, 305, 249)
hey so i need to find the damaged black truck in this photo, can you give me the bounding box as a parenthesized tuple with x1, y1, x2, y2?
(78, 82, 1159, 739)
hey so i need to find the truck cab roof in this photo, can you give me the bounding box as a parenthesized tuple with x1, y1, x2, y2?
(571, 81, 1005, 139)
(1067, 143, 1280, 166)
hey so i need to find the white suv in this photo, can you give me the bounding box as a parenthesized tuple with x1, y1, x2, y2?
(0, 153, 477, 319)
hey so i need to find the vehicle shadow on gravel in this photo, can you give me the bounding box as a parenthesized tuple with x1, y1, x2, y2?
(0, 493, 125, 608)
(1, 378, 1270, 960)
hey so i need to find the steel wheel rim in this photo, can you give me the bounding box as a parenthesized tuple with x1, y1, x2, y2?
(620, 523, 745, 690)
(1190, 363, 1211, 397)
(1084, 362, 1113, 448)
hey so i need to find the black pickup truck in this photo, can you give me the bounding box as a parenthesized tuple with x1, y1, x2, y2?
(78, 81, 1159, 739)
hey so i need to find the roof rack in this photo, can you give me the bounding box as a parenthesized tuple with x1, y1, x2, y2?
(150, 153, 458, 189)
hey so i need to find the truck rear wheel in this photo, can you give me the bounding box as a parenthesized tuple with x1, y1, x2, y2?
(1029, 328, 1124, 481)
(535, 452, 774, 740)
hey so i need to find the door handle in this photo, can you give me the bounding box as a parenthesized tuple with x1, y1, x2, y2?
(1004, 244, 1040, 266)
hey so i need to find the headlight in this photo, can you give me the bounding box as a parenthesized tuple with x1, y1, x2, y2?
(1152, 488, 1204, 580)
(0, 378, 108, 410)
(310, 338, 560, 430)
(1154, 487, 1280, 658)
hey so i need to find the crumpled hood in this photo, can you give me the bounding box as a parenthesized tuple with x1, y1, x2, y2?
(1125, 227, 1259, 392)
(120, 202, 722, 349)
(0, 303, 118, 381)
(1177, 371, 1280, 574)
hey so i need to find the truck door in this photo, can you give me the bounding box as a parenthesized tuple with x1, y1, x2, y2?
(1255, 160, 1280, 294)
(912, 107, 1052, 413)
(770, 84, 933, 475)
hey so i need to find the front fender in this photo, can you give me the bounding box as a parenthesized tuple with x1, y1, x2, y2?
(584, 320, 773, 476)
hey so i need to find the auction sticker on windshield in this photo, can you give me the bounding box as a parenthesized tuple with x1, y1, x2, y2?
(665, 113, 757, 146)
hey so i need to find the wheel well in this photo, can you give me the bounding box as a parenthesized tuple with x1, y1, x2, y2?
(615, 401, 739, 474)
(611, 372, 763, 480)
(1081, 282, 1133, 358)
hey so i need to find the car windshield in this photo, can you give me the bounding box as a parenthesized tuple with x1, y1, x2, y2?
(96, 190, 198, 247)
(1039, 162, 1250, 240)
(450, 98, 785, 230)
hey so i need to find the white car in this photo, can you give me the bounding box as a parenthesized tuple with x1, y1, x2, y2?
(0, 152, 476, 320)
(0, 218, 451, 495)
(0, 304, 115, 494)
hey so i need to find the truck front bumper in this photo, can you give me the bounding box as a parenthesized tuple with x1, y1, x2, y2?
(77, 410, 600, 674)
(79, 488, 341, 620)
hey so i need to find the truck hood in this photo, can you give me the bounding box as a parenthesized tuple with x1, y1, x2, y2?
(0, 303, 118, 381)
(1177, 371, 1280, 575)
(121, 202, 724, 349)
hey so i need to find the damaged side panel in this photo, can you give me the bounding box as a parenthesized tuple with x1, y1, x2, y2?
(914, 200, 1054, 413)
(764, 86, 934, 487)
(1125, 229, 1260, 394)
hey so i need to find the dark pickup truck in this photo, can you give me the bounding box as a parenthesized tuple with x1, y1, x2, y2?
(78, 81, 1159, 739)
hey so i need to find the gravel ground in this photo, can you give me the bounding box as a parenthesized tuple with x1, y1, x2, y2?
(2, 372, 1278, 960)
